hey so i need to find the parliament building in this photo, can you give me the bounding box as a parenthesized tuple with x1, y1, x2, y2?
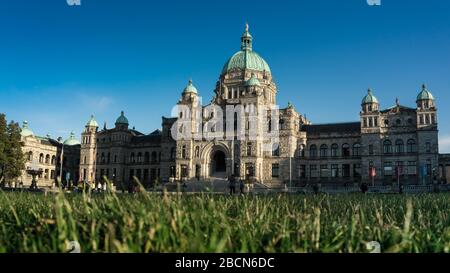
(19, 25, 449, 189)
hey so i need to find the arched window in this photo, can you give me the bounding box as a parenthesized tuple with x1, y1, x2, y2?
(247, 142, 253, 156)
(352, 143, 361, 156)
(52, 156, 56, 165)
(272, 142, 280, 157)
(45, 154, 50, 164)
(383, 140, 392, 154)
(130, 153, 135, 163)
(331, 144, 339, 157)
(407, 139, 417, 153)
(299, 144, 305, 158)
(342, 144, 350, 157)
(144, 152, 150, 163)
(39, 153, 44, 163)
(151, 151, 157, 163)
(28, 151, 33, 162)
(309, 145, 317, 158)
(395, 139, 404, 154)
(181, 146, 187, 159)
(137, 152, 142, 163)
(319, 144, 328, 158)
(279, 119, 285, 130)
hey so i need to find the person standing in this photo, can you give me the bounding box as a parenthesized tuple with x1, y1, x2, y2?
(239, 179, 245, 195)
(229, 175, 236, 195)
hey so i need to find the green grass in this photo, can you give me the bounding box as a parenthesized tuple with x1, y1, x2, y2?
(0, 189, 449, 253)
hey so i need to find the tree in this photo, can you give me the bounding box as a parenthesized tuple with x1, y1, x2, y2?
(0, 114, 8, 186)
(2, 119, 25, 187)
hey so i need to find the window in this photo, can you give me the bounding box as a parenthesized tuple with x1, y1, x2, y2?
(246, 142, 252, 156)
(310, 165, 318, 178)
(130, 153, 134, 163)
(406, 161, 416, 175)
(195, 146, 200, 158)
(28, 152, 33, 162)
(320, 165, 328, 178)
(319, 145, 328, 158)
(342, 144, 350, 157)
(144, 152, 150, 163)
(407, 139, 417, 153)
(383, 140, 392, 154)
(299, 165, 306, 178)
(299, 144, 306, 158)
(353, 164, 361, 178)
(419, 115, 424, 125)
(169, 166, 176, 178)
(331, 164, 339, 178)
(181, 165, 188, 178)
(426, 142, 431, 153)
(272, 164, 280, 178)
(396, 119, 401, 126)
(39, 153, 44, 163)
(52, 156, 56, 165)
(331, 144, 338, 157)
(309, 145, 317, 158)
(369, 118, 373, 127)
(342, 164, 350, 178)
(395, 139, 404, 154)
(384, 119, 389, 126)
(374, 117, 378, 126)
(363, 118, 368, 128)
(181, 146, 187, 159)
(353, 143, 361, 156)
(431, 114, 436, 124)
(369, 145, 374, 155)
(137, 152, 142, 163)
(384, 162, 393, 176)
(45, 154, 50, 164)
(279, 119, 286, 130)
(272, 143, 280, 157)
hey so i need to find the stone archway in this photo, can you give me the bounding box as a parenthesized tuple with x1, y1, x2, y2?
(212, 150, 226, 174)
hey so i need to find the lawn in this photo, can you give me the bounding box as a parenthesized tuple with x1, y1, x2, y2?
(0, 189, 449, 253)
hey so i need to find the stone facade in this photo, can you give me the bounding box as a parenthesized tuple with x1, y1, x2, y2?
(77, 25, 445, 189)
(18, 121, 80, 188)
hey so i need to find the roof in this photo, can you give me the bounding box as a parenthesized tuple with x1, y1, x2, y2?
(380, 105, 416, 113)
(86, 114, 99, 127)
(183, 79, 198, 94)
(63, 132, 81, 146)
(302, 122, 361, 135)
(362, 89, 379, 104)
(417, 84, 435, 101)
(20, 121, 34, 137)
(131, 130, 162, 144)
(115, 111, 129, 125)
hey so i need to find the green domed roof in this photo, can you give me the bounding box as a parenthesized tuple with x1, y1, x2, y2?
(115, 111, 129, 125)
(63, 132, 80, 146)
(222, 50, 271, 75)
(362, 89, 379, 104)
(86, 114, 99, 127)
(20, 121, 34, 137)
(222, 24, 271, 75)
(416, 84, 435, 101)
(183, 79, 198, 94)
(245, 73, 261, 86)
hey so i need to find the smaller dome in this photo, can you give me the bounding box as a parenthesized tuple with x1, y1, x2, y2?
(362, 88, 379, 104)
(115, 111, 129, 125)
(183, 79, 198, 94)
(20, 121, 34, 137)
(417, 84, 435, 101)
(245, 73, 261, 86)
(86, 114, 99, 127)
(63, 132, 80, 146)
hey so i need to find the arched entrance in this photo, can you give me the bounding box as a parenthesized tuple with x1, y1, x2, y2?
(212, 150, 226, 174)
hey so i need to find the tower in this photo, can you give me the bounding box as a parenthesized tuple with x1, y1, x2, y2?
(79, 115, 98, 183)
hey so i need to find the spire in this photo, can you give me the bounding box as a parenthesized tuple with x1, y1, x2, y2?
(368, 88, 372, 95)
(241, 22, 253, 51)
(396, 97, 400, 106)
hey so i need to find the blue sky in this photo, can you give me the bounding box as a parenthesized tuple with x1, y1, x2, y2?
(0, 0, 449, 152)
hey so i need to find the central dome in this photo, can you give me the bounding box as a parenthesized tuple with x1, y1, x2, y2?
(221, 24, 271, 75)
(222, 50, 271, 75)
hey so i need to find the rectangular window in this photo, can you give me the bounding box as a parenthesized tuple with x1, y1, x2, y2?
(181, 165, 188, 178)
(310, 165, 318, 178)
(353, 164, 361, 177)
(272, 164, 280, 178)
(320, 164, 328, 178)
(342, 164, 350, 178)
(363, 118, 368, 128)
(384, 162, 393, 176)
(374, 117, 378, 127)
(369, 118, 373, 127)
(331, 164, 339, 178)
(299, 165, 306, 178)
(407, 161, 417, 175)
